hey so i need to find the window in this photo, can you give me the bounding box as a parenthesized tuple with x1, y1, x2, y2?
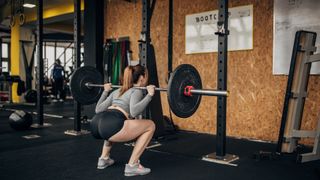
(46, 46, 55, 75)
(1, 43, 8, 58)
(56, 47, 65, 67)
(65, 48, 73, 72)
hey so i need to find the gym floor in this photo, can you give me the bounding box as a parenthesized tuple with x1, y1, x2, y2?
(0, 102, 319, 180)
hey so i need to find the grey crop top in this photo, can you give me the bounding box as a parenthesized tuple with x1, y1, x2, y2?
(95, 88, 153, 118)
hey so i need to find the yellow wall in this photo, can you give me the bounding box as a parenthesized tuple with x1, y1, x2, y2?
(25, 0, 84, 22)
(10, 15, 20, 103)
(10, 0, 85, 102)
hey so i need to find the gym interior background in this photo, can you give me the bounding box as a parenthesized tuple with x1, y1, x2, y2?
(0, 0, 319, 180)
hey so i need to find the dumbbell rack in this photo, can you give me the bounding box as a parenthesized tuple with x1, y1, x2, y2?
(277, 31, 320, 163)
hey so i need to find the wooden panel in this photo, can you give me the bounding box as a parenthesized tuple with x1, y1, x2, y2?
(105, 1, 142, 61)
(104, 0, 320, 144)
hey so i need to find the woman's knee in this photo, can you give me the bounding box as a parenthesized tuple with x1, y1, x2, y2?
(148, 120, 156, 132)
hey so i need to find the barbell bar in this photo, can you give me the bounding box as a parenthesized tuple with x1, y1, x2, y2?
(85, 83, 168, 92)
(69, 64, 229, 118)
(84, 83, 228, 97)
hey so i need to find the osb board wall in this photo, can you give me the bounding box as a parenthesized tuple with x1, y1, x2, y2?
(105, 0, 320, 143)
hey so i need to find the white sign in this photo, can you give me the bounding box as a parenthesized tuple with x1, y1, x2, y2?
(273, 0, 320, 74)
(185, 5, 253, 54)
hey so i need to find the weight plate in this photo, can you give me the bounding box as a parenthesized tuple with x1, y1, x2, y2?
(70, 66, 103, 105)
(167, 64, 202, 118)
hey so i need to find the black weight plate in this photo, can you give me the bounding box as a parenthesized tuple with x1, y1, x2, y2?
(70, 66, 103, 105)
(24, 89, 37, 103)
(167, 64, 202, 118)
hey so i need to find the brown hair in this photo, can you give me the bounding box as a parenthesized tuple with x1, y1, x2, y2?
(119, 65, 148, 96)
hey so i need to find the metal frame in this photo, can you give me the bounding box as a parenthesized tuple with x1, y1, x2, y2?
(216, 0, 228, 157)
(66, 0, 105, 136)
(36, 0, 44, 126)
(32, 3, 52, 128)
(278, 31, 320, 163)
(276, 31, 303, 154)
(84, 0, 104, 74)
(139, 0, 166, 138)
(139, 0, 156, 66)
(65, 0, 90, 136)
(283, 32, 315, 152)
(167, 0, 173, 79)
(139, 0, 151, 66)
(298, 117, 320, 162)
(72, 0, 82, 134)
(0, 38, 2, 74)
(202, 0, 239, 165)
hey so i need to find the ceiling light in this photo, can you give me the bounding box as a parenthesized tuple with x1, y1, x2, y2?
(23, 3, 36, 8)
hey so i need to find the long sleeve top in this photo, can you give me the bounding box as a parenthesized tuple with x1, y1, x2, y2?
(95, 88, 153, 118)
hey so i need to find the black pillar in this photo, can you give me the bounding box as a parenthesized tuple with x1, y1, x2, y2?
(139, 0, 165, 137)
(0, 39, 2, 91)
(74, 0, 81, 131)
(0, 38, 2, 74)
(139, 0, 151, 66)
(36, 0, 44, 125)
(84, 0, 104, 74)
(167, 0, 173, 78)
(216, 0, 228, 157)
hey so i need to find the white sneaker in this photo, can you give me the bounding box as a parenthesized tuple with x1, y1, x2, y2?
(59, 99, 64, 102)
(52, 99, 58, 102)
(97, 157, 115, 169)
(124, 161, 151, 176)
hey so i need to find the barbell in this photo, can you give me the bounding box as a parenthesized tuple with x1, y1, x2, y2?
(69, 64, 229, 118)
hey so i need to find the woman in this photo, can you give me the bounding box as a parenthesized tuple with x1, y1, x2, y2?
(95, 64, 156, 177)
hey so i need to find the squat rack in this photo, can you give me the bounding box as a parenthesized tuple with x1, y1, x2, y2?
(64, 0, 237, 164)
(139, 0, 166, 138)
(201, 0, 238, 164)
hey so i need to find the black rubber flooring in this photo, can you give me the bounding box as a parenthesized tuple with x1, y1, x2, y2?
(0, 103, 319, 180)
(0, 101, 75, 117)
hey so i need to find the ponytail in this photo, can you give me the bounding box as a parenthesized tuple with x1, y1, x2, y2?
(119, 66, 133, 96)
(118, 65, 147, 97)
